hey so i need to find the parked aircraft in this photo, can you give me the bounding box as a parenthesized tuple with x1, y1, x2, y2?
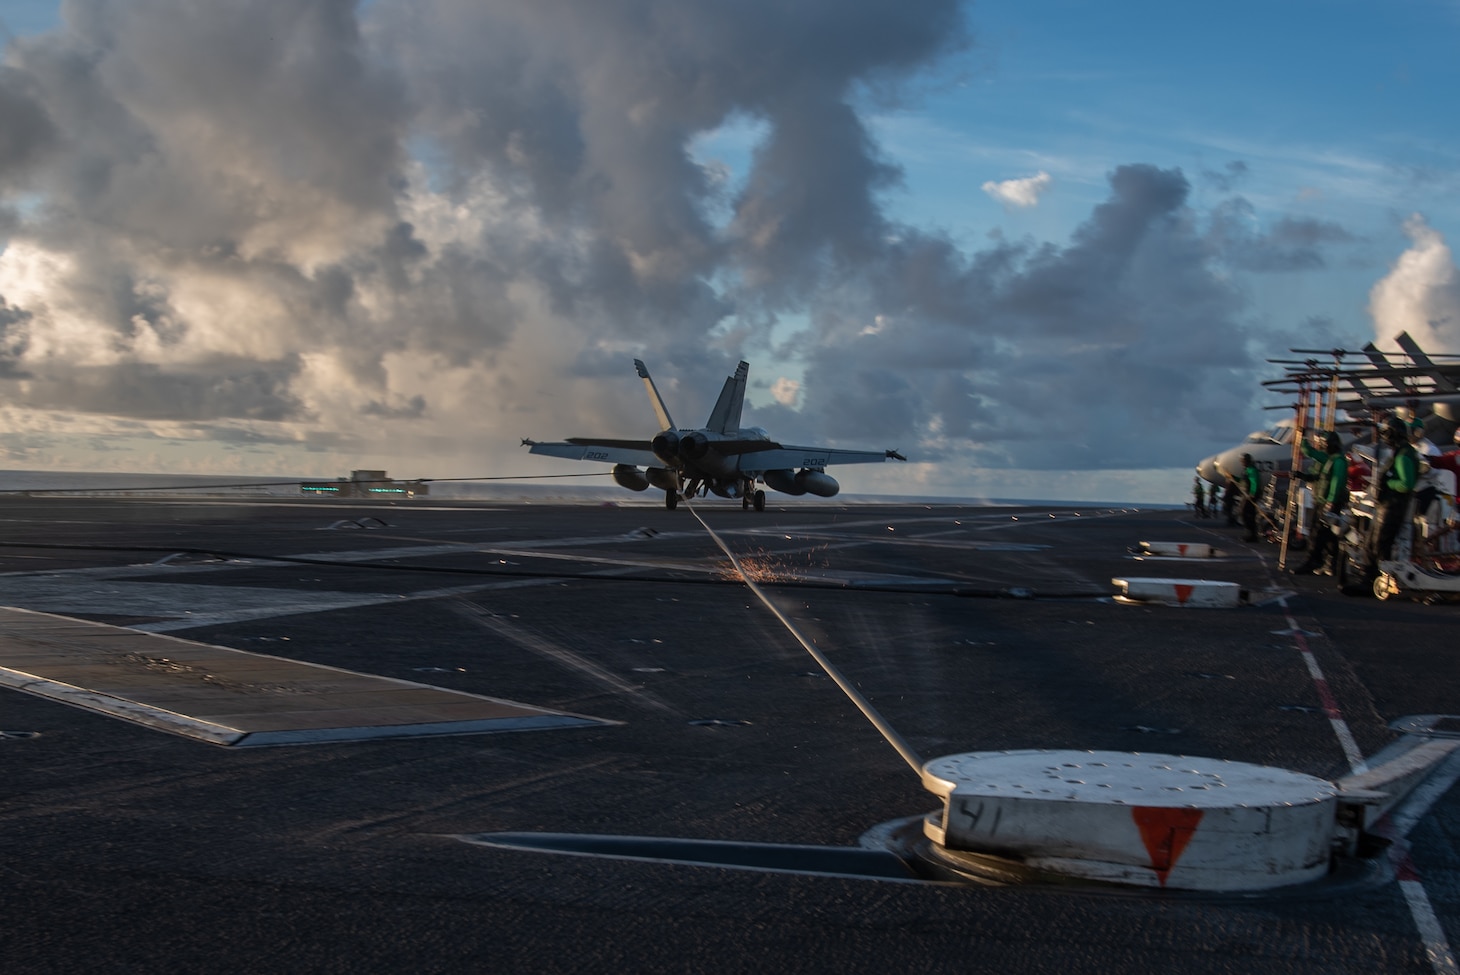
(1197, 331, 1460, 486)
(1195, 418, 1300, 484)
(523, 359, 906, 510)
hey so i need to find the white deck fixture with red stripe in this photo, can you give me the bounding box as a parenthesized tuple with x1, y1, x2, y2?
(922, 750, 1338, 891)
(1137, 541, 1226, 558)
(1112, 577, 1243, 608)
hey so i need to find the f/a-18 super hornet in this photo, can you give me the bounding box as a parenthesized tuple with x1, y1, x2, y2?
(523, 359, 906, 511)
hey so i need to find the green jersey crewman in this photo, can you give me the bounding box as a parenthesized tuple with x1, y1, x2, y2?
(1368, 416, 1419, 572)
(1240, 453, 1261, 542)
(1292, 431, 1348, 575)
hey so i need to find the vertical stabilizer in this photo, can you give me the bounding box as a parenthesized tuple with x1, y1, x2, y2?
(634, 359, 677, 431)
(706, 361, 749, 434)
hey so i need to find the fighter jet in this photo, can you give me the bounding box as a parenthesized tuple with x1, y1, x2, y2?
(523, 359, 906, 511)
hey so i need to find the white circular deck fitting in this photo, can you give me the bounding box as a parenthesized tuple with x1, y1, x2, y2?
(922, 750, 1338, 891)
(1112, 577, 1243, 608)
(1138, 541, 1222, 558)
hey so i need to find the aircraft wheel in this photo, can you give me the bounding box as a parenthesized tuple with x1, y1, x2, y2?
(753, 490, 766, 512)
(665, 491, 678, 511)
(1373, 573, 1398, 601)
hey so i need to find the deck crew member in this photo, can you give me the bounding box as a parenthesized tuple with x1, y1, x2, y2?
(1240, 453, 1261, 542)
(1369, 416, 1419, 570)
(1192, 476, 1208, 517)
(1292, 431, 1348, 575)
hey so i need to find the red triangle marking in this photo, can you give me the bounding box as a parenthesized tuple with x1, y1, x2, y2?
(1132, 807, 1204, 887)
(1177, 544, 1188, 557)
(1173, 584, 1195, 604)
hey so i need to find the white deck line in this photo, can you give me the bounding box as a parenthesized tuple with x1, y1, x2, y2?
(0, 606, 614, 747)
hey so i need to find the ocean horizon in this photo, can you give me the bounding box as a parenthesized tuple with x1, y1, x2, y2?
(0, 469, 1170, 509)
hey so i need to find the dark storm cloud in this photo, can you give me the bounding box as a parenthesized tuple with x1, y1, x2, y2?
(1208, 198, 1355, 272)
(730, 93, 901, 300)
(382, 0, 971, 419)
(1200, 160, 1248, 193)
(749, 165, 1265, 470)
(0, 64, 55, 181)
(362, 394, 426, 419)
(3, 358, 305, 421)
(6, 1, 399, 257)
(64, 0, 405, 212)
(0, 296, 32, 377)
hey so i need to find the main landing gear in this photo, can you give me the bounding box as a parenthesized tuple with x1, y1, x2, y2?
(664, 484, 766, 511)
(741, 489, 766, 512)
(738, 477, 766, 512)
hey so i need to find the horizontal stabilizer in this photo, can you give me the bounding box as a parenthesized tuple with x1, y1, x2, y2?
(526, 439, 659, 468)
(566, 437, 656, 450)
(736, 445, 904, 472)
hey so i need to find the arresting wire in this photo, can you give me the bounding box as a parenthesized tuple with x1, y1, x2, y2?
(684, 496, 925, 777)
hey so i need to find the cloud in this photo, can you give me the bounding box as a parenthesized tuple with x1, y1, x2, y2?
(1369, 214, 1460, 352)
(1206, 198, 1356, 272)
(0, 1, 1387, 484)
(1200, 160, 1248, 193)
(0, 64, 56, 181)
(981, 170, 1051, 209)
(748, 164, 1262, 470)
(769, 376, 800, 407)
(0, 0, 975, 475)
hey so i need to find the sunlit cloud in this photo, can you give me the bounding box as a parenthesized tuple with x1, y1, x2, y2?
(770, 376, 801, 407)
(981, 171, 1052, 208)
(1369, 214, 1460, 352)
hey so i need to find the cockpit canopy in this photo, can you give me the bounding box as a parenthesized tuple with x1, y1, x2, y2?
(1246, 422, 1294, 445)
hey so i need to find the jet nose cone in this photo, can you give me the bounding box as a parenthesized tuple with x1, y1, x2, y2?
(1196, 455, 1220, 483)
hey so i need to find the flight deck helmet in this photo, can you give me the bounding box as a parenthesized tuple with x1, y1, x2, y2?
(1381, 416, 1407, 446)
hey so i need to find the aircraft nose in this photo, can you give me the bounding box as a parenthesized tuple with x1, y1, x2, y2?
(1196, 455, 1220, 483)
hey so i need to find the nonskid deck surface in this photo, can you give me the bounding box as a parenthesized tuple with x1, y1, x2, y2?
(0, 607, 606, 745)
(0, 495, 1457, 974)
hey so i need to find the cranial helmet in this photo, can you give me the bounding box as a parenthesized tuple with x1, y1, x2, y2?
(1324, 431, 1342, 453)
(1381, 416, 1407, 445)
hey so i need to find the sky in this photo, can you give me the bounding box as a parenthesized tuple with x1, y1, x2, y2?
(0, 0, 1455, 503)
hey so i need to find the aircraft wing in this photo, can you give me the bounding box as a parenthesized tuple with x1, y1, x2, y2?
(735, 444, 905, 472)
(524, 438, 659, 468)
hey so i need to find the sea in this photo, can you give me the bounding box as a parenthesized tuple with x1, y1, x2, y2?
(0, 470, 1169, 509)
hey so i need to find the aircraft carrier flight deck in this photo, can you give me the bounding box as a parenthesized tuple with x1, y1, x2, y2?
(2, 493, 1458, 974)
